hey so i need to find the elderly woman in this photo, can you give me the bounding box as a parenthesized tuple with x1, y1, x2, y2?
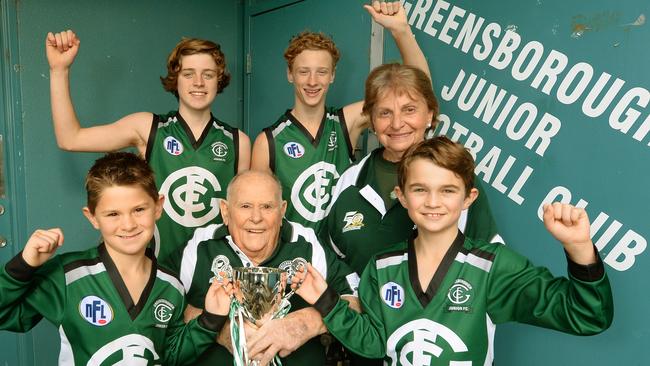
(323, 62, 500, 280)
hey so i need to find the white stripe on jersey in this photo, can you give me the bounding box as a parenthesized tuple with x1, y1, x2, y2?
(324, 153, 372, 216)
(289, 220, 328, 279)
(158, 115, 178, 128)
(458, 208, 468, 232)
(325, 111, 340, 122)
(213, 122, 234, 140)
(65, 263, 106, 285)
(156, 270, 185, 296)
(376, 253, 408, 270)
(270, 120, 291, 138)
(455, 252, 493, 273)
(180, 224, 222, 292)
(59, 325, 74, 366)
(484, 314, 496, 366)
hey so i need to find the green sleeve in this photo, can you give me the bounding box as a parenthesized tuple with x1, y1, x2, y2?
(465, 178, 500, 242)
(486, 244, 613, 335)
(320, 262, 387, 359)
(323, 242, 359, 296)
(162, 294, 226, 365)
(0, 253, 66, 332)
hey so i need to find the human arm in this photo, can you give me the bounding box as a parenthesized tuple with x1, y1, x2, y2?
(250, 132, 272, 172)
(237, 130, 252, 172)
(47, 30, 151, 154)
(486, 203, 613, 335)
(0, 229, 67, 332)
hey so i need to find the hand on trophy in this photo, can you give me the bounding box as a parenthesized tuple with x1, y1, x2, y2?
(205, 272, 234, 316)
(290, 264, 328, 305)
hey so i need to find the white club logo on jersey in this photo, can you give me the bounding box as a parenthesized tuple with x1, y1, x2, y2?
(153, 299, 175, 326)
(342, 211, 365, 233)
(163, 136, 184, 156)
(211, 255, 232, 283)
(291, 162, 339, 222)
(159, 166, 221, 227)
(211, 141, 228, 161)
(327, 131, 337, 151)
(79, 296, 113, 326)
(284, 141, 305, 158)
(382, 282, 405, 309)
(447, 279, 472, 305)
(88, 334, 160, 364)
(387, 319, 471, 366)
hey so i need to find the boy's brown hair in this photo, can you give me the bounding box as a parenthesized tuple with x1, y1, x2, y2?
(284, 31, 340, 70)
(398, 136, 475, 196)
(85, 152, 158, 214)
(160, 38, 230, 95)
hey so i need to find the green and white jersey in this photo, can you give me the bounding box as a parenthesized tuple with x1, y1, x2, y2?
(0, 244, 223, 366)
(173, 219, 360, 365)
(323, 148, 500, 275)
(318, 233, 613, 365)
(146, 110, 240, 268)
(264, 107, 354, 233)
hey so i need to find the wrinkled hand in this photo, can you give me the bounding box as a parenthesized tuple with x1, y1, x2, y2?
(291, 263, 328, 305)
(363, 1, 409, 33)
(204, 274, 234, 316)
(543, 203, 596, 265)
(22, 228, 64, 267)
(46, 30, 80, 71)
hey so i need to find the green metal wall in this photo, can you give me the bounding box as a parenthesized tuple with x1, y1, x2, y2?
(384, 0, 649, 364)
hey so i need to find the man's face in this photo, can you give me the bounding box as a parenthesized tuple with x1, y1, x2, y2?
(176, 53, 219, 113)
(287, 49, 335, 109)
(220, 173, 287, 265)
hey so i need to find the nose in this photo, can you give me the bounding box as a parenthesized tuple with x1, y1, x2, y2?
(121, 214, 138, 231)
(250, 206, 263, 223)
(307, 72, 317, 85)
(425, 191, 440, 208)
(193, 73, 204, 87)
(390, 112, 405, 130)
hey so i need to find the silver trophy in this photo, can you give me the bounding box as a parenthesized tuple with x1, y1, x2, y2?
(229, 258, 307, 366)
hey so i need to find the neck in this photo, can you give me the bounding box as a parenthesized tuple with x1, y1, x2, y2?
(106, 246, 150, 276)
(413, 227, 458, 261)
(382, 149, 404, 163)
(291, 102, 325, 127)
(178, 105, 212, 129)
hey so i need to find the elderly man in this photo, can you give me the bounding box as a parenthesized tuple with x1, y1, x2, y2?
(173, 170, 360, 365)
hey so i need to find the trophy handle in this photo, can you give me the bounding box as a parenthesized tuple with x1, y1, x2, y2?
(281, 257, 308, 302)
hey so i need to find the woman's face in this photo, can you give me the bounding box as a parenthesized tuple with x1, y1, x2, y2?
(372, 89, 433, 162)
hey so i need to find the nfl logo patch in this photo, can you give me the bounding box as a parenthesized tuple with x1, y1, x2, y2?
(284, 142, 304, 158)
(79, 295, 113, 326)
(381, 282, 404, 309)
(164, 136, 184, 156)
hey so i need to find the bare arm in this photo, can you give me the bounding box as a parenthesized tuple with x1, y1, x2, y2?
(250, 132, 272, 172)
(47, 30, 151, 154)
(237, 130, 252, 172)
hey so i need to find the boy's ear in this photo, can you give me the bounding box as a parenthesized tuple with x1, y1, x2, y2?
(82, 207, 100, 230)
(155, 194, 165, 220)
(287, 67, 293, 83)
(395, 186, 407, 208)
(463, 188, 479, 209)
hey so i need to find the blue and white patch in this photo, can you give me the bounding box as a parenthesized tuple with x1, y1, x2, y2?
(284, 142, 305, 159)
(381, 282, 405, 309)
(79, 296, 113, 326)
(163, 136, 184, 156)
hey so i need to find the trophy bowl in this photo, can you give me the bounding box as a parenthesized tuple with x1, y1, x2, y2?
(232, 266, 288, 326)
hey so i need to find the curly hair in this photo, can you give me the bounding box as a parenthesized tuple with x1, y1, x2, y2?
(160, 38, 231, 96)
(284, 31, 340, 70)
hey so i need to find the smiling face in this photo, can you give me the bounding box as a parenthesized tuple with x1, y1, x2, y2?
(287, 49, 335, 109)
(220, 171, 287, 265)
(83, 185, 163, 258)
(176, 53, 220, 113)
(372, 89, 433, 162)
(396, 158, 477, 238)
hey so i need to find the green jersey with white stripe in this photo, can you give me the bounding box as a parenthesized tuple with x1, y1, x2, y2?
(318, 232, 613, 365)
(146, 111, 240, 269)
(173, 219, 360, 365)
(0, 244, 221, 365)
(264, 107, 354, 233)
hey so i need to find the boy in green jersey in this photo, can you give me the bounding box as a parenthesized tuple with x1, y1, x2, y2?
(292, 137, 613, 365)
(0, 152, 232, 365)
(46, 31, 250, 268)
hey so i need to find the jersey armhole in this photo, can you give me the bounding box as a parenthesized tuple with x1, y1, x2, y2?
(144, 114, 159, 162)
(233, 128, 240, 174)
(337, 108, 355, 162)
(264, 127, 276, 173)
